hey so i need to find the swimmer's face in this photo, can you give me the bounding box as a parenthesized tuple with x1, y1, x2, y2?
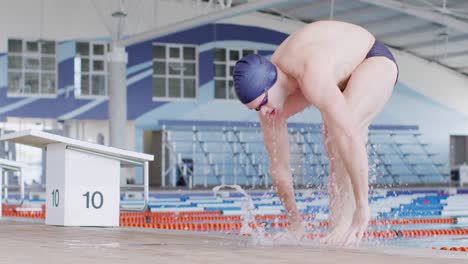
(245, 80, 284, 118)
(254, 90, 269, 112)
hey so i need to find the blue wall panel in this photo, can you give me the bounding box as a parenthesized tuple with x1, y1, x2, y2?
(0, 24, 288, 121)
(199, 50, 214, 87)
(0, 22, 467, 180)
(127, 41, 153, 70)
(57, 58, 75, 99)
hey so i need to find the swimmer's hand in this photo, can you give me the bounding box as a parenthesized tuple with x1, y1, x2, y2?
(321, 205, 370, 247)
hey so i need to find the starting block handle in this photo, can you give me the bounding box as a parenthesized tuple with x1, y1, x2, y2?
(120, 161, 149, 212)
(1, 167, 25, 207)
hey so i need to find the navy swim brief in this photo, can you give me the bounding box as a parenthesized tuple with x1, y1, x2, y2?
(366, 40, 399, 84)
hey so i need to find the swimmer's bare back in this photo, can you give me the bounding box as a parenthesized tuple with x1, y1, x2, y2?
(271, 20, 375, 91)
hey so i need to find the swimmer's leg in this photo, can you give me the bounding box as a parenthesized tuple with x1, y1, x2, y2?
(340, 56, 397, 246)
(321, 122, 355, 244)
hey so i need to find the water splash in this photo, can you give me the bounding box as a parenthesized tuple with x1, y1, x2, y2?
(212, 184, 271, 245)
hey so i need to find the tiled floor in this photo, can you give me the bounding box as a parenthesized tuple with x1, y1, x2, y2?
(1, 218, 466, 264)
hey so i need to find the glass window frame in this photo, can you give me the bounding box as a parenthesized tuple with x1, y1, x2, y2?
(152, 43, 198, 101)
(7, 38, 58, 98)
(74, 41, 108, 99)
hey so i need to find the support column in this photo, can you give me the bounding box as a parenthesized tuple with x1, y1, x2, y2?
(108, 44, 128, 149)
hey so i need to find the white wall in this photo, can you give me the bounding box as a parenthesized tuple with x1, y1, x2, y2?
(1, 117, 61, 184)
(392, 49, 468, 116)
(65, 119, 135, 150)
(65, 120, 108, 144)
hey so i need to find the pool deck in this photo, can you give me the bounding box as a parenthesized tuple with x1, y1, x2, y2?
(0, 218, 467, 264)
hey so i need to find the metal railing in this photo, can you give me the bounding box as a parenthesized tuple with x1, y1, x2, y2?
(0, 160, 25, 207)
(159, 124, 448, 188)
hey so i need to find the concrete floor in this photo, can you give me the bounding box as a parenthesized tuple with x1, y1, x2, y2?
(0, 218, 467, 264)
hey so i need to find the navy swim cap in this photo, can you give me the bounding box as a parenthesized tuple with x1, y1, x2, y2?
(233, 54, 277, 104)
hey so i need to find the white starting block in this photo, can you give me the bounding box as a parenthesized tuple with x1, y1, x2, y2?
(0, 130, 153, 227)
(0, 158, 25, 219)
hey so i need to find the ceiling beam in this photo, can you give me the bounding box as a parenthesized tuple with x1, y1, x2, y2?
(361, 13, 408, 28)
(263, 0, 322, 23)
(452, 66, 468, 73)
(431, 49, 468, 60)
(376, 24, 439, 39)
(119, 0, 292, 47)
(401, 48, 468, 77)
(333, 4, 378, 19)
(359, 0, 468, 34)
(403, 34, 468, 50)
(279, 0, 329, 14)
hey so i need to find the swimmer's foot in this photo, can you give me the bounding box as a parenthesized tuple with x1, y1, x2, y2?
(288, 220, 307, 238)
(320, 222, 350, 246)
(273, 220, 307, 242)
(342, 205, 370, 246)
(321, 205, 370, 247)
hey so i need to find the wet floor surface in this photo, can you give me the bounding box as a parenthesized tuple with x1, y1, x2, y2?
(0, 218, 467, 264)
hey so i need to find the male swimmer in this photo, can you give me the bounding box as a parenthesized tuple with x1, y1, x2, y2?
(232, 21, 398, 246)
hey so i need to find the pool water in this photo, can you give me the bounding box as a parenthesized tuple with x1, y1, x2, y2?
(3, 188, 468, 251)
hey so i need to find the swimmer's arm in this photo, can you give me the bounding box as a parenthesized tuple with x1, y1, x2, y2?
(259, 115, 291, 178)
(259, 115, 301, 220)
(304, 78, 369, 208)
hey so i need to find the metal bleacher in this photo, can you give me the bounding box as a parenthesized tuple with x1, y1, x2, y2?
(158, 120, 449, 189)
(0, 129, 25, 206)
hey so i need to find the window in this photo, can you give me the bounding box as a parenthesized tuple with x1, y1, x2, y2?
(152, 44, 197, 100)
(213, 48, 256, 100)
(7, 39, 57, 96)
(74, 42, 108, 97)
